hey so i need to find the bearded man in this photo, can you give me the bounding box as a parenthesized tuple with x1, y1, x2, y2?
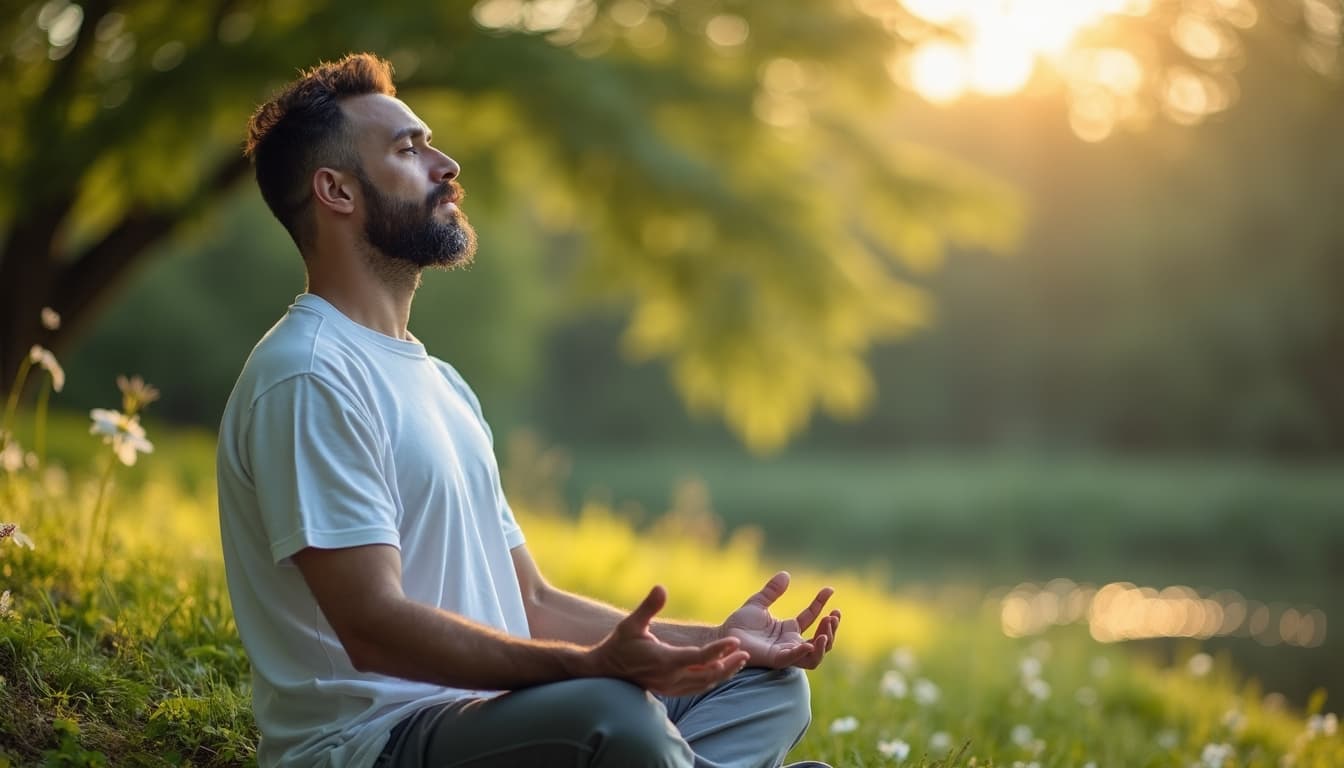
(217, 53, 840, 768)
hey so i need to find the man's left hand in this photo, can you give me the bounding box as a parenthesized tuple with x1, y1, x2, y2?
(719, 572, 840, 669)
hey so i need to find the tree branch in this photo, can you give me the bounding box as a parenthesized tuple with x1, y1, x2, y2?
(50, 153, 252, 350)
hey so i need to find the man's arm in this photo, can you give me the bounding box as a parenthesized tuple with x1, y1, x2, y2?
(510, 546, 718, 647)
(292, 543, 748, 696)
(511, 546, 842, 670)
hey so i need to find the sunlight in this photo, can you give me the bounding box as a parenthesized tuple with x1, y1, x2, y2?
(895, 0, 1157, 105)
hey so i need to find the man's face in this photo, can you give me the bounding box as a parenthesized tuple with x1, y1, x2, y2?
(342, 94, 477, 269)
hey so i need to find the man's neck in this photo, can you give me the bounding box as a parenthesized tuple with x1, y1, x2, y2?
(304, 249, 418, 341)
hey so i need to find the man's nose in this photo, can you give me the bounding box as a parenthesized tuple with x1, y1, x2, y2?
(434, 152, 460, 183)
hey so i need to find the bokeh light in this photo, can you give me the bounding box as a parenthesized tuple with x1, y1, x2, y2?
(1000, 580, 1327, 648)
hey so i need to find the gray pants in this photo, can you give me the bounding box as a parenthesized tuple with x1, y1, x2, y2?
(374, 667, 812, 768)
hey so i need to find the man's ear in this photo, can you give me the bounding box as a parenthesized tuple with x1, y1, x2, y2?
(312, 167, 356, 215)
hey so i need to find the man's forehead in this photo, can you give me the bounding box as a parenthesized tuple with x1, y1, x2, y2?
(342, 93, 426, 140)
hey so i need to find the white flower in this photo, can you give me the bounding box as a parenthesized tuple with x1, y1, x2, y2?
(1221, 709, 1244, 733)
(829, 716, 859, 734)
(1156, 729, 1180, 750)
(29, 345, 64, 393)
(1020, 656, 1043, 680)
(40, 307, 60, 330)
(0, 522, 34, 549)
(1010, 724, 1034, 747)
(890, 646, 918, 672)
(913, 678, 941, 706)
(0, 435, 23, 474)
(1026, 678, 1051, 702)
(0, 589, 11, 618)
(89, 408, 154, 466)
(1306, 713, 1339, 737)
(877, 739, 911, 761)
(1011, 762, 1040, 768)
(881, 670, 908, 699)
(1187, 653, 1213, 677)
(928, 731, 952, 753)
(1200, 742, 1235, 768)
(1081, 762, 1097, 768)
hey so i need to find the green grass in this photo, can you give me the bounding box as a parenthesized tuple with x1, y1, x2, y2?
(2, 438, 1343, 767)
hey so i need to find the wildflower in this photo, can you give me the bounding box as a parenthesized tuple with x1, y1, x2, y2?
(1200, 742, 1235, 768)
(0, 590, 11, 618)
(1011, 762, 1040, 768)
(1187, 653, 1213, 677)
(928, 731, 952, 753)
(913, 678, 941, 706)
(1306, 713, 1338, 737)
(28, 345, 64, 392)
(1010, 725, 1034, 747)
(0, 522, 34, 549)
(829, 716, 859, 734)
(1075, 686, 1098, 707)
(877, 739, 910, 761)
(117, 375, 160, 416)
(1026, 678, 1051, 702)
(1082, 763, 1097, 768)
(0, 435, 22, 473)
(1221, 709, 1245, 733)
(881, 670, 908, 698)
(1020, 656, 1043, 680)
(40, 307, 60, 330)
(89, 408, 154, 466)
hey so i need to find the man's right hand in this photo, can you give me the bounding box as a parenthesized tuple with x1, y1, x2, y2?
(588, 586, 749, 696)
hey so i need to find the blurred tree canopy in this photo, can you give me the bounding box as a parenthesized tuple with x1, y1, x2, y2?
(0, 0, 1021, 451)
(3, 0, 1334, 451)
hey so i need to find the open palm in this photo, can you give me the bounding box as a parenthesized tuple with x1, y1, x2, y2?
(721, 572, 841, 669)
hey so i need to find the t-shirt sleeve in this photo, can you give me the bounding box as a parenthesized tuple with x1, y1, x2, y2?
(245, 374, 401, 564)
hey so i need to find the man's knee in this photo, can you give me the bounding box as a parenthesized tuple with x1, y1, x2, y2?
(771, 667, 813, 739)
(575, 680, 693, 768)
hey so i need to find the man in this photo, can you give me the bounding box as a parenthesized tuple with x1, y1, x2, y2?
(217, 53, 840, 768)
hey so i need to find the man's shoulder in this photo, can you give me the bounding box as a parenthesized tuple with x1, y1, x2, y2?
(230, 305, 369, 407)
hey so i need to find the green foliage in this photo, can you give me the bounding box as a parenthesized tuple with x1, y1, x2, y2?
(1, 0, 1027, 451)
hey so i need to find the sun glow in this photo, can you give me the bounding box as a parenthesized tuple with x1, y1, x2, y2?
(893, 0, 1152, 104)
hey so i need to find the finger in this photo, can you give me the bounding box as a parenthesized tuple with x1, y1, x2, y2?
(621, 585, 667, 635)
(793, 587, 835, 632)
(667, 651, 749, 693)
(657, 636, 742, 669)
(811, 614, 838, 654)
(773, 637, 826, 669)
(744, 571, 790, 610)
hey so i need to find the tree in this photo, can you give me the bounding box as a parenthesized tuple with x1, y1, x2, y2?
(17, 0, 1317, 451)
(1, 0, 1025, 450)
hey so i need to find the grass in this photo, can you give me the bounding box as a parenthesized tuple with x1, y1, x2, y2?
(1, 433, 1342, 767)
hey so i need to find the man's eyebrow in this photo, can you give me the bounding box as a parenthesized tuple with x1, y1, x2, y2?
(391, 126, 432, 144)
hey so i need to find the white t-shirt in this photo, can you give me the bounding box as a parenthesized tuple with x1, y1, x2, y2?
(217, 293, 529, 768)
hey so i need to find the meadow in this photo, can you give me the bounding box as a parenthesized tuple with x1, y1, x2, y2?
(0, 409, 1340, 767)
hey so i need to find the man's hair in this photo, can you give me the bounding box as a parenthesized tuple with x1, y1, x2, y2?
(244, 53, 396, 249)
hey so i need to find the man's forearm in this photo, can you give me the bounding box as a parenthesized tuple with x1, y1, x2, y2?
(346, 595, 598, 691)
(526, 585, 720, 647)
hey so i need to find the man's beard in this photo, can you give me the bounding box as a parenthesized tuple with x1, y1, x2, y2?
(356, 169, 477, 270)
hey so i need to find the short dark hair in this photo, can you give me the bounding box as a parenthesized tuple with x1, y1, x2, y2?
(245, 53, 396, 249)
